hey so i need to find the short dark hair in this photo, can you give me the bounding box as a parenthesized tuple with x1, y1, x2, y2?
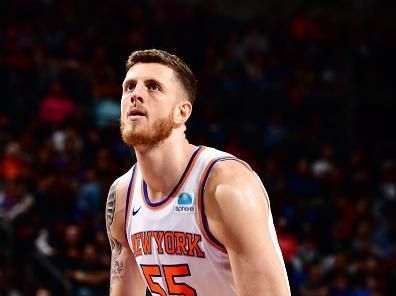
(126, 49, 197, 105)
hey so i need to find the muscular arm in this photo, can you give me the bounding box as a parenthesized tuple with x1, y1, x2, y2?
(205, 161, 290, 296)
(106, 178, 146, 295)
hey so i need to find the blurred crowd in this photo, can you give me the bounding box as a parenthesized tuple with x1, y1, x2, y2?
(0, 0, 395, 295)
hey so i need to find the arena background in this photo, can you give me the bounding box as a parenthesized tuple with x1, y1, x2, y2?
(0, 0, 395, 295)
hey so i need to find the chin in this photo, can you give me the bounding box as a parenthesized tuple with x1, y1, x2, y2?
(120, 114, 174, 147)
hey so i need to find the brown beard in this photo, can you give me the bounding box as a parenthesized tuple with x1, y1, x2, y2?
(120, 113, 174, 148)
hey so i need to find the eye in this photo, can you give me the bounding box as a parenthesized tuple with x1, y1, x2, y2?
(126, 82, 136, 92)
(146, 82, 160, 92)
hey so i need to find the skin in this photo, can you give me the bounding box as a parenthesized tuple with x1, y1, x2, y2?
(106, 62, 290, 295)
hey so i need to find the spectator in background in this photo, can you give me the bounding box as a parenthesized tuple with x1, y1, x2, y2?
(67, 244, 108, 296)
(1, 142, 30, 182)
(312, 144, 335, 181)
(35, 288, 53, 296)
(39, 81, 77, 125)
(92, 97, 120, 129)
(0, 180, 33, 222)
(75, 169, 103, 221)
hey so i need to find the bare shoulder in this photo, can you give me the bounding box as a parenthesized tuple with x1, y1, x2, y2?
(106, 168, 135, 246)
(204, 159, 270, 246)
(204, 159, 291, 295)
(106, 170, 133, 223)
(207, 159, 254, 183)
(107, 170, 133, 210)
(206, 160, 268, 210)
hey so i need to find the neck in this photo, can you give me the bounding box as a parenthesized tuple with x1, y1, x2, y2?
(134, 133, 196, 202)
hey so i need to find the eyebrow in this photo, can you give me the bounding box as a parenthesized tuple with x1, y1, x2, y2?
(122, 78, 166, 91)
(145, 79, 165, 90)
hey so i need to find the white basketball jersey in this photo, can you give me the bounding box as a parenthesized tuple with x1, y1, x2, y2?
(125, 146, 289, 295)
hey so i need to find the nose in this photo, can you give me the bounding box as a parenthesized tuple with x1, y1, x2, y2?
(130, 83, 145, 105)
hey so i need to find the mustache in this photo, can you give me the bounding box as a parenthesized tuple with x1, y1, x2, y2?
(127, 104, 147, 116)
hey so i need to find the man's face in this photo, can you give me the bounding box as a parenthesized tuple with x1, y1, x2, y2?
(120, 63, 183, 147)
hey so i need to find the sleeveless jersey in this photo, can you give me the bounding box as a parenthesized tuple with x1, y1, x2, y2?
(125, 146, 289, 295)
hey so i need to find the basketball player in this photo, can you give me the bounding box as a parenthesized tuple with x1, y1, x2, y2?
(106, 49, 290, 295)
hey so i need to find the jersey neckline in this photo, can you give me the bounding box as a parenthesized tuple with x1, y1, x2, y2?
(142, 145, 204, 209)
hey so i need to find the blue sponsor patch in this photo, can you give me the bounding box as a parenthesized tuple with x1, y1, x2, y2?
(177, 192, 193, 205)
(175, 192, 195, 213)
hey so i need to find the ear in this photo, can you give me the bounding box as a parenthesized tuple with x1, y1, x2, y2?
(173, 100, 192, 125)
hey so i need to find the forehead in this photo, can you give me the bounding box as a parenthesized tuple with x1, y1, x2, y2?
(124, 62, 177, 83)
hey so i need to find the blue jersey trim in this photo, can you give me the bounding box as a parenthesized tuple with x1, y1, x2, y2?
(200, 156, 237, 250)
(142, 146, 203, 207)
(124, 165, 136, 242)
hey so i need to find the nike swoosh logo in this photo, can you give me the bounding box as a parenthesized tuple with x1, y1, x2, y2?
(132, 206, 142, 216)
